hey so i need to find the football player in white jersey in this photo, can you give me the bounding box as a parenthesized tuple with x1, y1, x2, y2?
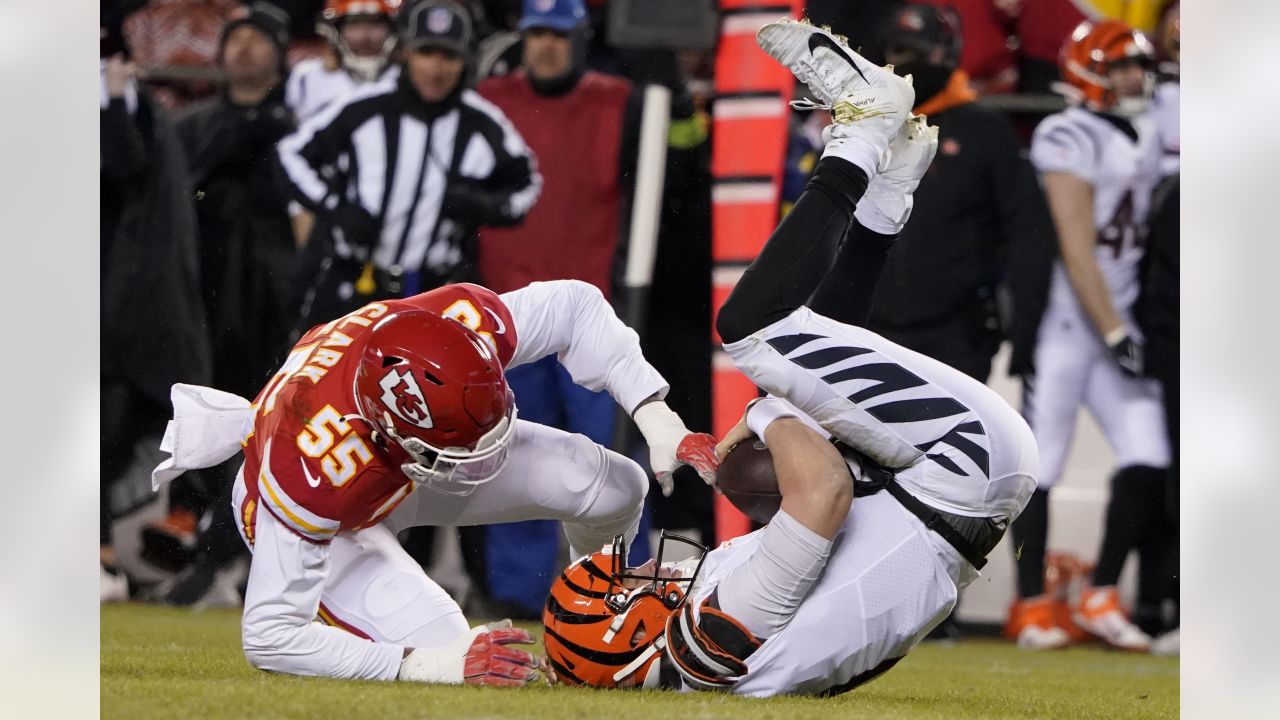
(286, 0, 402, 122)
(1005, 19, 1169, 652)
(540, 20, 1038, 697)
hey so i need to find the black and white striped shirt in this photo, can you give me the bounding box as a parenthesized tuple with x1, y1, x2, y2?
(277, 76, 541, 276)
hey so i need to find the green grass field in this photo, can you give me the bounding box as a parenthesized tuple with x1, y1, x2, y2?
(102, 603, 1177, 719)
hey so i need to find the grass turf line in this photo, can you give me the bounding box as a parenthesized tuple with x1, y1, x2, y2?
(102, 603, 1177, 719)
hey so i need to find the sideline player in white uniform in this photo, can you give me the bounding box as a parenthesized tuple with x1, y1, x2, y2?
(540, 20, 1037, 697)
(1006, 19, 1168, 652)
(151, 279, 719, 685)
(286, 0, 401, 122)
(285, 1, 402, 246)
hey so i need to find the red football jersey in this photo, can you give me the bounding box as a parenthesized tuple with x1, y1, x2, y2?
(238, 284, 518, 545)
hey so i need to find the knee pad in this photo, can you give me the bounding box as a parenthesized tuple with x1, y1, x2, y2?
(355, 571, 466, 647)
(563, 451, 647, 559)
(584, 452, 648, 526)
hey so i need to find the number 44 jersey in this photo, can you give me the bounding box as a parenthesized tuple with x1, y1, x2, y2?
(239, 283, 519, 546)
(1030, 106, 1161, 316)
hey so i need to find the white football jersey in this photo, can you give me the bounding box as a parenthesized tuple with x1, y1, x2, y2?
(286, 58, 400, 122)
(681, 493, 966, 697)
(1030, 106, 1162, 314)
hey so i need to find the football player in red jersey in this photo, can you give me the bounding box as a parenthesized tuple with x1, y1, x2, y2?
(152, 279, 718, 684)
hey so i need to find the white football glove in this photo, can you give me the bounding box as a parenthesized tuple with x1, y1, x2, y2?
(633, 401, 718, 496)
(848, 112, 940, 235)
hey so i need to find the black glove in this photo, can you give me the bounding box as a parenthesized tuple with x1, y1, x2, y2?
(331, 202, 381, 250)
(441, 181, 519, 227)
(1108, 333, 1145, 378)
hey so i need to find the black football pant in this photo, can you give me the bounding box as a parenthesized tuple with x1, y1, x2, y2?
(717, 156, 892, 345)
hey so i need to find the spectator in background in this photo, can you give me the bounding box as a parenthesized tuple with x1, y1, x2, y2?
(286, 0, 401, 122)
(276, 0, 541, 334)
(123, 0, 243, 110)
(101, 7, 212, 601)
(472, 0, 634, 619)
(1134, 0, 1178, 653)
(1012, 19, 1167, 652)
(803, 0, 904, 64)
(138, 3, 302, 593)
(869, 4, 1054, 387)
(857, 4, 1056, 641)
(1013, 0, 1091, 94)
(1149, 0, 1178, 177)
(186, 2, 298, 400)
(918, 0, 1019, 95)
(1136, 174, 1178, 654)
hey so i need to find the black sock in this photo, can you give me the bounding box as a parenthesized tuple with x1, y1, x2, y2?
(808, 222, 895, 327)
(1093, 465, 1165, 587)
(1012, 488, 1050, 598)
(716, 157, 869, 344)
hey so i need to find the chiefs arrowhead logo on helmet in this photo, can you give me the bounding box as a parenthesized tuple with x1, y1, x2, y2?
(378, 367, 434, 429)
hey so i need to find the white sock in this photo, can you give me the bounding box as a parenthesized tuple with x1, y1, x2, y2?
(821, 136, 883, 179)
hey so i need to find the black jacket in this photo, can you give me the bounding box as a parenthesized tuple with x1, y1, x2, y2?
(177, 85, 299, 397)
(869, 100, 1056, 377)
(1137, 174, 1179, 378)
(101, 90, 212, 405)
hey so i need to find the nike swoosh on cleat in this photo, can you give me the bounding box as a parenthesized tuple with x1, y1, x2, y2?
(807, 32, 870, 85)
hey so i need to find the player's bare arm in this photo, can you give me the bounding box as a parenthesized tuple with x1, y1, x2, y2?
(764, 418, 853, 540)
(1044, 169, 1125, 341)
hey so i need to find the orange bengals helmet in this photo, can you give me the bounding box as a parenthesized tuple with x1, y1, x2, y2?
(543, 533, 706, 689)
(319, 0, 401, 80)
(1058, 19, 1155, 114)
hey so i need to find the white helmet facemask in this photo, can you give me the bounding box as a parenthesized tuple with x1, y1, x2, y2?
(387, 404, 518, 496)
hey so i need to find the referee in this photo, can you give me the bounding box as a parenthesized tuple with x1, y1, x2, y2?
(277, 0, 541, 330)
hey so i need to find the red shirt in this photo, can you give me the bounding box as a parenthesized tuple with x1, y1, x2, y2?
(475, 71, 631, 298)
(238, 283, 516, 544)
(1017, 0, 1091, 63)
(921, 0, 1019, 94)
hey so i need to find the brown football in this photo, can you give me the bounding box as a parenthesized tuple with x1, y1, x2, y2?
(716, 439, 781, 525)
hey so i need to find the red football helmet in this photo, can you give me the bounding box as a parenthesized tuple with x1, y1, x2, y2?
(319, 0, 400, 80)
(353, 310, 516, 495)
(543, 533, 706, 689)
(1057, 19, 1155, 115)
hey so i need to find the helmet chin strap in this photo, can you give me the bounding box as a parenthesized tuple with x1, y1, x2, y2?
(612, 635, 666, 686)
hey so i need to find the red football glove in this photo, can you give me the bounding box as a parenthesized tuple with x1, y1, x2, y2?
(677, 432, 720, 487)
(463, 625, 543, 687)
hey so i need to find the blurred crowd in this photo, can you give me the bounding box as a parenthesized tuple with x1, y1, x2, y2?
(101, 0, 1180, 653)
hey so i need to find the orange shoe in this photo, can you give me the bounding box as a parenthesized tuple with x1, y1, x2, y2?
(1073, 586, 1152, 651)
(1005, 595, 1071, 650)
(1050, 597, 1091, 644)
